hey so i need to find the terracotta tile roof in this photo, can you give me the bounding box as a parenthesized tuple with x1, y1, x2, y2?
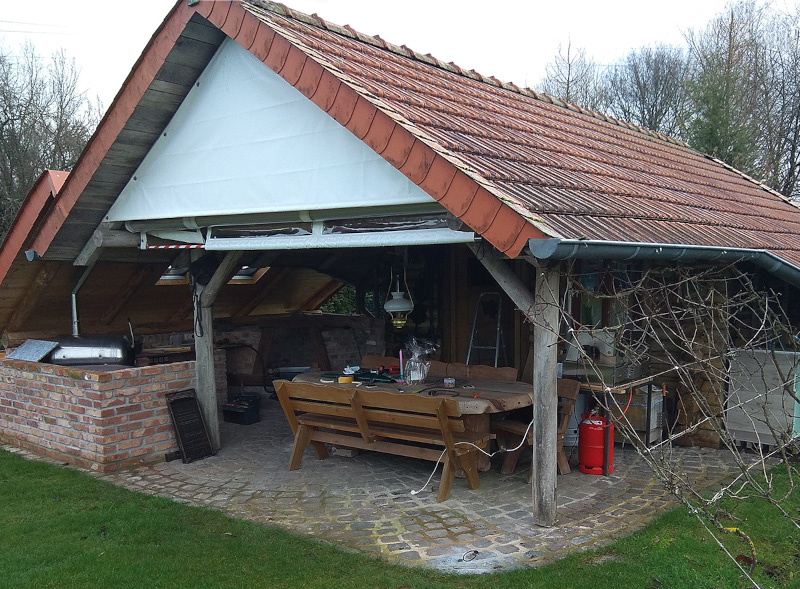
(232, 0, 800, 265)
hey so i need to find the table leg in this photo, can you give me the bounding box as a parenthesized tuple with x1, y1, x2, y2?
(461, 414, 491, 472)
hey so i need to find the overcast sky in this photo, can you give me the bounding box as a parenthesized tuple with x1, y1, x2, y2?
(1, 0, 744, 109)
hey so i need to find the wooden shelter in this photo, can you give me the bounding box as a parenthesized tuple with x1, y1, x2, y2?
(3, 0, 800, 524)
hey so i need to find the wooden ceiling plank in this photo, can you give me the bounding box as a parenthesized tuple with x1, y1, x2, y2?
(299, 279, 343, 311)
(233, 267, 292, 317)
(99, 266, 155, 326)
(6, 262, 60, 332)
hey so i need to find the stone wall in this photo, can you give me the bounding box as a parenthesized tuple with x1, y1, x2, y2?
(0, 359, 198, 471)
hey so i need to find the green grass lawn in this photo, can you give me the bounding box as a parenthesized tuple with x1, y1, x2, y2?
(1, 449, 797, 588)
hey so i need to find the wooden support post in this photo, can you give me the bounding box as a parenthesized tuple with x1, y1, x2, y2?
(531, 265, 559, 527)
(468, 242, 560, 525)
(193, 251, 243, 450)
(193, 294, 219, 449)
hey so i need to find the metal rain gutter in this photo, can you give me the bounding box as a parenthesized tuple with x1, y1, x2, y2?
(527, 238, 800, 290)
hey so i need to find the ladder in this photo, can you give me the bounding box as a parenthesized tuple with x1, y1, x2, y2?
(466, 291, 507, 367)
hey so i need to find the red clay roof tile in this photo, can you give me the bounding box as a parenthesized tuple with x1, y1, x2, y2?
(345, 95, 378, 139)
(279, 45, 307, 85)
(249, 22, 276, 61)
(398, 140, 436, 185)
(462, 187, 503, 233)
(362, 111, 396, 154)
(295, 56, 324, 97)
(381, 125, 415, 169)
(326, 83, 359, 124)
(221, 2, 246, 38)
(264, 32, 291, 71)
(483, 204, 528, 253)
(235, 11, 260, 49)
(418, 154, 458, 200)
(308, 68, 342, 112)
(195, 0, 215, 18)
(208, 0, 232, 29)
(438, 170, 480, 215)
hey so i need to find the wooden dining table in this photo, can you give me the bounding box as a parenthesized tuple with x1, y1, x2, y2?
(292, 371, 534, 471)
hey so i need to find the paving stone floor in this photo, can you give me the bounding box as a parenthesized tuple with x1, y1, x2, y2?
(7, 399, 743, 573)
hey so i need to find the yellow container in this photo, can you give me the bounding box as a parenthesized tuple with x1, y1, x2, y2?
(338, 375, 354, 384)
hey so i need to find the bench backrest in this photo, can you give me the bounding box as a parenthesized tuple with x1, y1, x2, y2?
(273, 380, 465, 444)
(428, 361, 518, 382)
(556, 378, 581, 436)
(359, 355, 401, 370)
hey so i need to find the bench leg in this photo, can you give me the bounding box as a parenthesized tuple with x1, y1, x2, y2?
(500, 438, 524, 475)
(289, 425, 328, 470)
(459, 451, 481, 491)
(557, 447, 571, 475)
(437, 458, 455, 502)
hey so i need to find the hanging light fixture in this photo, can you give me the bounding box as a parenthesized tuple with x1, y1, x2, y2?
(384, 267, 413, 329)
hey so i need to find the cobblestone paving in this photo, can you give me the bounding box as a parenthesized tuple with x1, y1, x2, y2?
(6, 400, 743, 573)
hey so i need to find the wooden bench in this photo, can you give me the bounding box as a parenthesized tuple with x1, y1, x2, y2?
(493, 378, 581, 482)
(273, 379, 491, 502)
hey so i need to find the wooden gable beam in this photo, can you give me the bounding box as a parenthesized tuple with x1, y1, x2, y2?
(75, 225, 141, 267)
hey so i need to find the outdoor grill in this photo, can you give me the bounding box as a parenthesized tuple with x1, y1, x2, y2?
(47, 334, 136, 367)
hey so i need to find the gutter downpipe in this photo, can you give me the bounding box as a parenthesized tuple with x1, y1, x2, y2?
(71, 262, 96, 337)
(527, 238, 800, 290)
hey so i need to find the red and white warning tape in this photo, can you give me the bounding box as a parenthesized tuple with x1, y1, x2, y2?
(145, 244, 205, 249)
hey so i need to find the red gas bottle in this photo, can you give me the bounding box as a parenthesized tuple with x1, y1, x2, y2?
(578, 411, 614, 475)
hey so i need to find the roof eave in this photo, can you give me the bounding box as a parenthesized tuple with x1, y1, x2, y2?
(0, 170, 69, 285)
(528, 237, 800, 289)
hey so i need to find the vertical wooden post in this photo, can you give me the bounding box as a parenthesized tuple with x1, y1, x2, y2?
(467, 242, 561, 524)
(193, 289, 220, 449)
(192, 251, 243, 451)
(532, 265, 560, 526)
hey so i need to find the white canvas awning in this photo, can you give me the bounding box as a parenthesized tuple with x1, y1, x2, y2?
(105, 38, 437, 225)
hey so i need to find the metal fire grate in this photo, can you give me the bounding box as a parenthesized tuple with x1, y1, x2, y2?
(166, 389, 214, 463)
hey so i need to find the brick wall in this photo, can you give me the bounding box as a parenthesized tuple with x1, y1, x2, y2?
(0, 359, 198, 471)
(321, 327, 362, 371)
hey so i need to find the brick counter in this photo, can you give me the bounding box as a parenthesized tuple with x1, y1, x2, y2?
(0, 359, 197, 471)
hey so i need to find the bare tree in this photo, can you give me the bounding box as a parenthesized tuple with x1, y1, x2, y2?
(542, 262, 800, 585)
(753, 8, 800, 198)
(537, 41, 605, 111)
(600, 45, 688, 138)
(0, 42, 98, 239)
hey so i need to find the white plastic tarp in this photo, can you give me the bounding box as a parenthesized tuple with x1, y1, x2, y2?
(105, 38, 436, 223)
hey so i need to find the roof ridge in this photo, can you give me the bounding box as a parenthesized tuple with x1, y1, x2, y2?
(243, 0, 690, 150)
(707, 156, 799, 208)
